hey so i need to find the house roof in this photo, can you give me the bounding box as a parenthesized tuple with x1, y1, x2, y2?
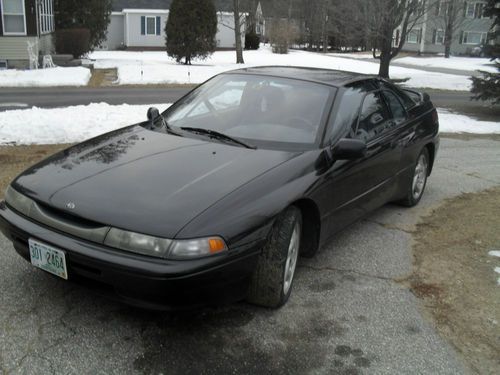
(112, 0, 235, 12)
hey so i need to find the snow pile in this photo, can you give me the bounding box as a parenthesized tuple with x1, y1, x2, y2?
(0, 103, 170, 145)
(0, 67, 91, 87)
(89, 46, 473, 91)
(396, 56, 498, 73)
(437, 109, 500, 134)
(490, 251, 500, 286)
(1, 103, 499, 145)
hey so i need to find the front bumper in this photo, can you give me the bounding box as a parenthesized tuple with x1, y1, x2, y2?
(0, 201, 261, 310)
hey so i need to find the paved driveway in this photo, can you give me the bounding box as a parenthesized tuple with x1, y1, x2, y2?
(1, 136, 499, 375)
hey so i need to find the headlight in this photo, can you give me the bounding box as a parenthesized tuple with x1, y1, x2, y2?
(5, 185, 33, 216)
(104, 228, 227, 259)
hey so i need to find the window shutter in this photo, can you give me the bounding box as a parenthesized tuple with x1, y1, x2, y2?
(432, 29, 437, 44)
(141, 16, 146, 35)
(459, 31, 464, 44)
(418, 29, 422, 44)
(463, 2, 467, 17)
(156, 16, 161, 35)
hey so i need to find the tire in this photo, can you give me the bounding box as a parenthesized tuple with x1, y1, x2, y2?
(398, 148, 430, 207)
(246, 206, 302, 308)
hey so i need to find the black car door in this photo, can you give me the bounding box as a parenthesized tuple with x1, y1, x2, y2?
(314, 85, 402, 237)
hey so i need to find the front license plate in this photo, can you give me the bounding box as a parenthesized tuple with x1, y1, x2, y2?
(29, 239, 68, 280)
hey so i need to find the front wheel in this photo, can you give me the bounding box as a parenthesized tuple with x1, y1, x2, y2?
(246, 206, 302, 308)
(398, 148, 429, 207)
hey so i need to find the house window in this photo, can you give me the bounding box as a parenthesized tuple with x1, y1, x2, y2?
(433, 29, 445, 44)
(465, 2, 487, 18)
(406, 28, 421, 44)
(461, 31, 487, 44)
(1, 0, 26, 35)
(141, 15, 161, 36)
(39, 0, 54, 35)
(146, 16, 156, 35)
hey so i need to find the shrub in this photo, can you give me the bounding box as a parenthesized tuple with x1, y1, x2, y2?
(245, 32, 260, 50)
(55, 29, 91, 58)
(270, 20, 298, 54)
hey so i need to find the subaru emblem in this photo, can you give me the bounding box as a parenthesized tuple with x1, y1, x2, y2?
(66, 202, 76, 210)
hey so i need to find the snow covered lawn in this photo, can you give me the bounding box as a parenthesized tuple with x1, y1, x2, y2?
(0, 103, 169, 145)
(396, 56, 498, 73)
(1, 103, 499, 145)
(0, 67, 91, 87)
(89, 46, 473, 91)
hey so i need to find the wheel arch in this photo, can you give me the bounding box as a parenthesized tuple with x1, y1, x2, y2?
(291, 198, 321, 258)
(425, 142, 436, 176)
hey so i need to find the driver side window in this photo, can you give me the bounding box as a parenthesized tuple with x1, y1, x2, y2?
(355, 92, 391, 143)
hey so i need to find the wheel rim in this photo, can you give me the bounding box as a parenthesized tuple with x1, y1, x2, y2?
(283, 221, 301, 295)
(412, 154, 428, 200)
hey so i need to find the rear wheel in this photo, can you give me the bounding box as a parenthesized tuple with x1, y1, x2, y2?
(246, 206, 302, 308)
(398, 148, 429, 207)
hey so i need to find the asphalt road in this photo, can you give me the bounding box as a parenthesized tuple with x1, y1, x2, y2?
(0, 86, 498, 121)
(1, 135, 500, 374)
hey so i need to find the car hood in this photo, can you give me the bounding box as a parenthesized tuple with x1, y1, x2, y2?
(13, 126, 297, 238)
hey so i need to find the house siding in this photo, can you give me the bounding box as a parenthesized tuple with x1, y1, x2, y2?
(0, 36, 38, 60)
(125, 11, 167, 47)
(401, 0, 494, 55)
(100, 13, 125, 50)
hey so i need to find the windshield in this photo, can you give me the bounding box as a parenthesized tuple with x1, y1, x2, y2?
(163, 74, 335, 150)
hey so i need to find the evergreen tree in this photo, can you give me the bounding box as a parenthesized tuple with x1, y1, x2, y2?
(471, 0, 500, 104)
(54, 0, 112, 50)
(166, 0, 217, 65)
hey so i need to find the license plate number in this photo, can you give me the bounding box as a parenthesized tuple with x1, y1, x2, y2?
(29, 239, 68, 280)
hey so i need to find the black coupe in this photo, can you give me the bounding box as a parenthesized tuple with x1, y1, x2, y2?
(0, 67, 439, 309)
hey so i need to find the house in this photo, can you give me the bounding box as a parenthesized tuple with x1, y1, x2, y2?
(101, 0, 250, 51)
(0, 0, 55, 68)
(400, 0, 495, 55)
(0, 0, 54, 68)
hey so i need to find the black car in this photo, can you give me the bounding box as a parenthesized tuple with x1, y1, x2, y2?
(0, 67, 439, 309)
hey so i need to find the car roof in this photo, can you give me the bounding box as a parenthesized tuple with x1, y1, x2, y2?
(223, 66, 377, 88)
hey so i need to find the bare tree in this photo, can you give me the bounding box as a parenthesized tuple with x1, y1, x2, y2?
(365, 0, 429, 78)
(432, 0, 468, 58)
(233, 0, 244, 63)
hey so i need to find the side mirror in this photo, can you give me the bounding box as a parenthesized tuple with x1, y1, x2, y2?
(331, 138, 366, 160)
(147, 107, 160, 122)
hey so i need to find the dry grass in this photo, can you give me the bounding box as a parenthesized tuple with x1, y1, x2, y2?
(0, 144, 70, 198)
(410, 188, 500, 374)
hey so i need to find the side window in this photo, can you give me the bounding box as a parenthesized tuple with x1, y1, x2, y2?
(382, 90, 407, 125)
(355, 92, 391, 142)
(327, 88, 364, 143)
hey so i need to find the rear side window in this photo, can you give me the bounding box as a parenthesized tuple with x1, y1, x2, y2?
(378, 80, 416, 109)
(355, 92, 391, 142)
(383, 90, 407, 125)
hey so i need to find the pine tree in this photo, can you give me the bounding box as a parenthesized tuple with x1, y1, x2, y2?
(166, 0, 218, 65)
(470, 0, 499, 104)
(54, 0, 112, 50)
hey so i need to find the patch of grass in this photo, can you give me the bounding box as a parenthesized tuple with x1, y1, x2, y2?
(410, 188, 500, 374)
(0, 144, 70, 198)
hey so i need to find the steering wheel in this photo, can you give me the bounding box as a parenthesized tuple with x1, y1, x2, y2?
(285, 116, 316, 131)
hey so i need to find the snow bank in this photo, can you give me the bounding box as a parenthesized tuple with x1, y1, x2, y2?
(437, 109, 500, 134)
(1, 103, 499, 146)
(0, 103, 170, 145)
(0, 67, 91, 87)
(396, 56, 498, 73)
(89, 46, 473, 91)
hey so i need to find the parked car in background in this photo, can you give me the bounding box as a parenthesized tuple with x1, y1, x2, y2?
(0, 67, 439, 309)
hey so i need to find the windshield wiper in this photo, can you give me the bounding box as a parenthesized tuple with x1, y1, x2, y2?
(180, 127, 256, 149)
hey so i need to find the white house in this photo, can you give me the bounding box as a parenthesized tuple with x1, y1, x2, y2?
(101, 0, 246, 50)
